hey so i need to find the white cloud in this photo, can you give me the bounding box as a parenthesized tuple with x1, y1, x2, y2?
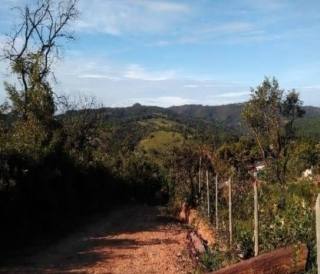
(47, 55, 254, 107)
(216, 91, 249, 98)
(56, 57, 177, 82)
(184, 84, 199, 88)
(141, 1, 189, 13)
(125, 96, 195, 107)
(0, 0, 24, 9)
(1, 0, 315, 49)
(124, 64, 176, 81)
(76, 65, 176, 82)
(172, 20, 266, 45)
(244, 0, 287, 11)
(203, 22, 254, 34)
(6, 53, 318, 107)
(76, 0, 190, 35)
(78, 74, 121, 81)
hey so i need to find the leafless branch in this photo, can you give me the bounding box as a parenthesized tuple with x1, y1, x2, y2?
(3, 0, 78, 91)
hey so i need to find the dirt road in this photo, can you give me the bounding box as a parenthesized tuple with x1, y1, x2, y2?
(0, 205, 194, 274)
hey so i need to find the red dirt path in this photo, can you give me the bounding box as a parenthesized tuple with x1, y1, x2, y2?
(0, 205, 194, 274)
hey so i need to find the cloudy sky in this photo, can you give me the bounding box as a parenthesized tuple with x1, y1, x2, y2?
(1, 0, 320, 107)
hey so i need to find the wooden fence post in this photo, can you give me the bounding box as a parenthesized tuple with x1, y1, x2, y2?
(215, 174, 219, 232)
(198, 156, 202, 195)
(316, 193, 320, 274)
(254, 177, 259, 257)
(206, 170, 210, 218)
(228, 176, 232, 248)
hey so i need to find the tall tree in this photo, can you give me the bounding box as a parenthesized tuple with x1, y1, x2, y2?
(2, 0, 78, 156)
(3, 0, 78, 122)
(242, 77, 305, 183)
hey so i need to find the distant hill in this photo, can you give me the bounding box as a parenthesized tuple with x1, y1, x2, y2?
(170, 104, 320, 125)
(93, 103, 244, 125)
(90, 103, 244, 131)
(302, 106, 320, 118)
(63, 104, 320, 157)
(169, 103, 244, 128)
(94, 102, 319, 129)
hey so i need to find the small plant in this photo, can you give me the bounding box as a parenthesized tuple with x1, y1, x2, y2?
(238, 229, 254, 259)
(305, 242, 317, 274)
(199, 247, 224, 271)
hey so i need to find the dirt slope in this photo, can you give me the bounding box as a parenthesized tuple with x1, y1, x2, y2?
(0, 205, 193, 274)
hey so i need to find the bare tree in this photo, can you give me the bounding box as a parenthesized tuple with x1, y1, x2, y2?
(3, 0, 78, 118)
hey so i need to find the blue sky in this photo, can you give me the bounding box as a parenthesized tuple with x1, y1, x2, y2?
(1, 0, 320, 107)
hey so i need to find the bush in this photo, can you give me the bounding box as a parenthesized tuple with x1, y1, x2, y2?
(200, 247, 224, 271)
(259, 183, 316, 252)
(237, 229, 254, 259)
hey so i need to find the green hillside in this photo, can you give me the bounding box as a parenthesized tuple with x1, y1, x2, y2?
(138, 130, 184, 165)
(296, 116, 320, 139)
(97, 103, 320, 141)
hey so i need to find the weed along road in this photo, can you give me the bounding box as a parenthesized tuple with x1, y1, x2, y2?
(0, 206, 193, 274)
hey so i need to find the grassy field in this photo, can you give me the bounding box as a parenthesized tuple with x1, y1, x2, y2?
(138, 129, 185, 165)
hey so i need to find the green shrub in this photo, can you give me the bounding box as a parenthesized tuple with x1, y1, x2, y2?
(237, 229, 254, 259)
(199, 247, 224, 271)
(259, 182, 316, 252)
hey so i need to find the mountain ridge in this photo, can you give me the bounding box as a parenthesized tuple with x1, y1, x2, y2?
(91, 103, 320, 127)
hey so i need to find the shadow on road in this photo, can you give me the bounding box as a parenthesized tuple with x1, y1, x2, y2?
(0, 205, 188, 274)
